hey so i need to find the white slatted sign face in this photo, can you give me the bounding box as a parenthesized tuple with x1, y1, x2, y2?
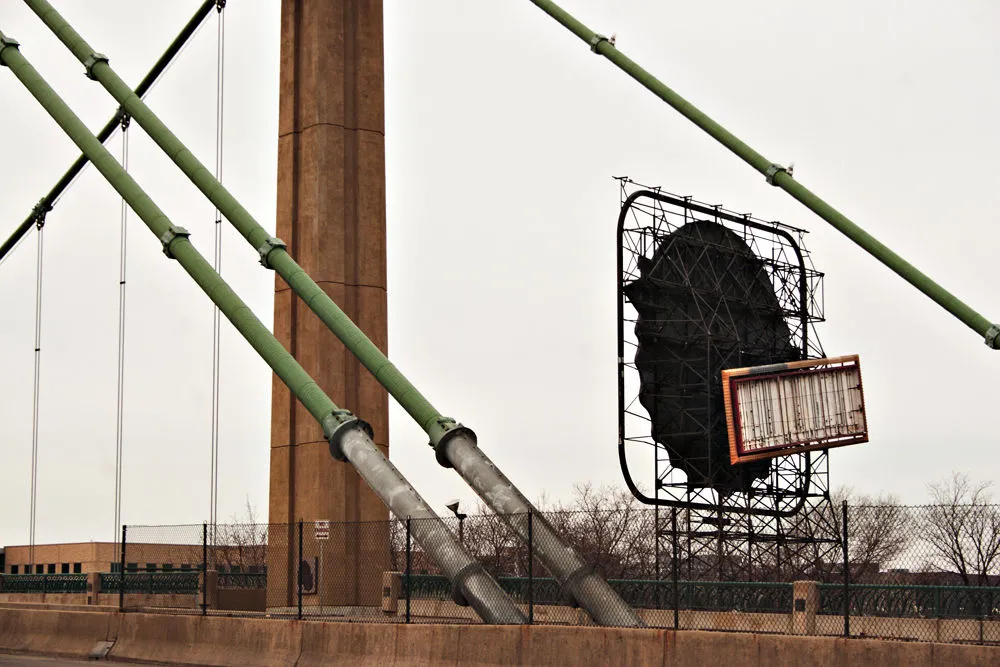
(723, 355, 868, 464)
(314, 520, 330, 541)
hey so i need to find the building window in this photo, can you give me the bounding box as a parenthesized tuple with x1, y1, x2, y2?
(47, 564, 55, 574)
(145, 563, 156, 572)
(10, 565, 17, 575)
(61, 563, 69, 574)
(111, 563, 121, 573)
(126, 563, 138, 572)
(73, 563, 81, 574)
(162, 563, 173, 572)
(180, 564, 191, 571)
(35, 564, 43, 574)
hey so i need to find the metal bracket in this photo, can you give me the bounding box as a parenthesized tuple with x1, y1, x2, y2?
(159, 225, 190, 259)
(985, 324, 1000, 349)
(83, 52, 109, 80)
(31, 199, 52, 229)
(117, 107, 131, 132)
(323, 410, 372, 462)
(0, 35, 19, 66)
(589, 33, 608, 53)
(765, 163, 788, 185)
(257, 236, 287, 269)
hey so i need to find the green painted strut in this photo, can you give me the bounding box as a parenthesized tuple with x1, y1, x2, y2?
(21, 0, 452, 443)
(23, 0, 644, 626)
(528, 0, 1000, 350)
(0, 29, 529, 625)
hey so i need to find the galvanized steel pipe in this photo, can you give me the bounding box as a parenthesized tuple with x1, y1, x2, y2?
(0, 31, 525, 625)
(23, 0, 642, 626)
(528, 0, 1000, 350)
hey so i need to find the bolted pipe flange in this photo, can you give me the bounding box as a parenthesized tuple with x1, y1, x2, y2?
(323, 410, 372, 462)
(159, 225, 190, 259)
(257, 236, 287, 269)
(985, 324, 1000, 349)
(83, 51, 108, 80)
(433, 424, 477, 469)
(589, 33, 609, 53)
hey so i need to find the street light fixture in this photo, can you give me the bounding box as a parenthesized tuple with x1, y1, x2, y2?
(445, 500, 467, 545)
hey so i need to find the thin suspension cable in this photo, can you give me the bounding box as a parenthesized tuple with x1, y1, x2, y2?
(28, 218, 45, 570)
(113, 115, 130, 548)
(209, 1, 226, 541)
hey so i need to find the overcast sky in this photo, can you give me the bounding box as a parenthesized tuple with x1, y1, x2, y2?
(0, 1, 997, 545)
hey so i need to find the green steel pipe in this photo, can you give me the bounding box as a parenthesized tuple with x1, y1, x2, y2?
(0, 30, 528, 625)
(23, 0, 644, 626)
(0, 0, 216, 264)
(528, 0, 1000, 350)
(20, 0, 451, 442)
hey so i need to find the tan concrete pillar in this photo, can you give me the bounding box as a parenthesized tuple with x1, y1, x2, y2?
(86, 572, 100, 606)
(382, 571, 402, 615)
(268, 0, 390, 609)
(792, 580, 819, 635)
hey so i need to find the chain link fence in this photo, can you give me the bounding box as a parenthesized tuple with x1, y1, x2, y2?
(83, 502, 998, 644)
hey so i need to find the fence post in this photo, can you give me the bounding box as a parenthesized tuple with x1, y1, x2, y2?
(527, 510, 534, 624)
(671, 507, 679, 630)
(297, 520, 303, 620)
(119, 524, 127, 612)
(405, 517, 411, 624)
(842, 499, 850, 638)
(201, 522, 208, 616)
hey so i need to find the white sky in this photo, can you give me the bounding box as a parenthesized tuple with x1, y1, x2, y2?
(0, 0, 997, 545)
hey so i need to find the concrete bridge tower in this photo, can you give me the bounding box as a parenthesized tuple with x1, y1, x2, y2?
(268, 0, 389, 606)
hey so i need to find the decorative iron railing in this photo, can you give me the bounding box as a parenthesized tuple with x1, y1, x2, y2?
(0, 573, 88, 594)
(819, 583, 1000, 619)
(99, 571, 200, 595)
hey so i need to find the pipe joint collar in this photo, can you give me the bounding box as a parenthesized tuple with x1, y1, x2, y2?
(589, 33, 608, 52)
(765, 163, 788, 185)
(433, 424, 477, 469)
(0, 35, 19, 65)
(257, 236, 287, 269)
(562, 565, 596, 609)
(83, 52, 109, 81)
(985, 324, 1000, 349)
(323, 411, 371, 462)
(159, 225, 190, 259)
(449, 562, 481, 608)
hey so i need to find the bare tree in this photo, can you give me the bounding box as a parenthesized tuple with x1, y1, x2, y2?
(544, 483, 656, 580)
(831, 487, 913, 581)
(923, 473, 1000, 586)
(213, 498, 268, 573)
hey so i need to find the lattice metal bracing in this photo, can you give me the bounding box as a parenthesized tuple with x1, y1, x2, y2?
(616, 178, 840, 581)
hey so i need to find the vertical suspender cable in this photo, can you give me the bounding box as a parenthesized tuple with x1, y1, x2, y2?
(113, 113, 130, 549)
(28, 217, 44, 570)
(208, 0, 225, 542)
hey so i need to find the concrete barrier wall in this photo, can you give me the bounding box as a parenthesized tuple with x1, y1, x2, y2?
(0, 607, 115, 657)
(0, 607, 998, 666)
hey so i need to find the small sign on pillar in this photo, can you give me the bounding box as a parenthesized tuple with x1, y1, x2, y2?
(314, 520, 330, 541)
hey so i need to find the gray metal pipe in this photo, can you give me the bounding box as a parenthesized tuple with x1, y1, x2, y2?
(442, 430, 641, 626)
(0, 31, 525, 625)
(23, 0, 643, 626)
